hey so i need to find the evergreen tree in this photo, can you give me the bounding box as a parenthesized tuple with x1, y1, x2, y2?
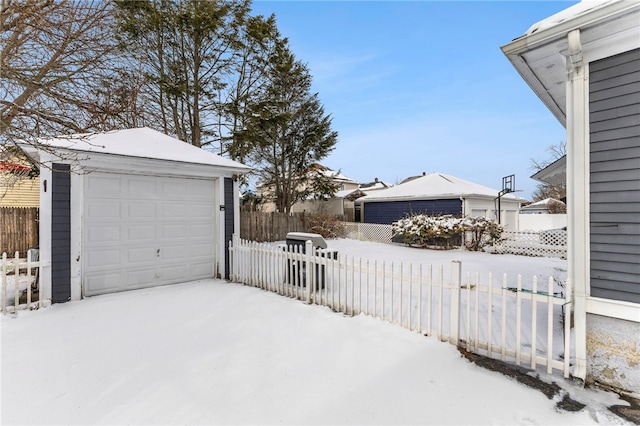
(234, 41, 338, 213)
(115, 0, 251, 147)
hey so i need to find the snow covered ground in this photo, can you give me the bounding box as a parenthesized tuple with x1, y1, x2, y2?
(1, 239, 632, 425)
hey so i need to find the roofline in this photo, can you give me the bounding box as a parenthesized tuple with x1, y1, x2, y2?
(359, 193, 524, 204)
(500, 0, 639, 126)
(530, 155, 567, 183)
(18, 143, 252, 175)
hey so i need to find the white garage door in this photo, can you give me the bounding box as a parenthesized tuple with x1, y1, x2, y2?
(83, 172, 217, 296)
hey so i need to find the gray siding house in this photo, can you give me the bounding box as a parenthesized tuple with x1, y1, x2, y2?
(502, 0, 639, 396)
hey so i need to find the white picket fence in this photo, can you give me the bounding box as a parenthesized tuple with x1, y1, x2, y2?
(1, 250, 40, 314)
(229, 236, 573, 378)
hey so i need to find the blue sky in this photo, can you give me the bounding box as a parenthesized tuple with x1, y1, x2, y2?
(251, 1, 579, 200)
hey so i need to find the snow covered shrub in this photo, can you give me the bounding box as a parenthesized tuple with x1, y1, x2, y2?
(393, 214, 503, 251)
(461, 216, 503, 251)
(392, 214, 463, 249)
(307, 213, 346, 239)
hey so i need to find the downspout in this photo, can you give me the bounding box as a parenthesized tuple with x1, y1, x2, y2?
(566, 28, 588, 382)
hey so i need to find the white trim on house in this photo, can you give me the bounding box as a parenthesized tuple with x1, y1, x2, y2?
(586, 297, 640, 323)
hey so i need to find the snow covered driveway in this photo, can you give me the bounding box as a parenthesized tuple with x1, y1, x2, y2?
(2, 278, 620, 425)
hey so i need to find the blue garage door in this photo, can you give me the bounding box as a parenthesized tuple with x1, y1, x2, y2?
(363, 199, 463, 224)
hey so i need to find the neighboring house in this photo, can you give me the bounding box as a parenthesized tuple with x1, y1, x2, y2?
(502, 0, 639, 395)
(357, 172, 524, 230)
(258, 165, 359, 215)
(520, 198, 566, 214)
(0, 161, 39, 207)
(20, 127, 250, 304)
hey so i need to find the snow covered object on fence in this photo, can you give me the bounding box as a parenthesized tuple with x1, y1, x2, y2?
(392, 214, 503, 251)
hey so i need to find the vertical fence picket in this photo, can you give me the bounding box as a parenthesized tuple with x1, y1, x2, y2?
(408, 263, 413, 331)
(547, 277, 554, 375)
(374, 260, 378, 318)
(390, 263, 394, 324)
(13, 252, 19, 311)
(450, 261, 461, 346)
(465, 272, 471, 348)
(474, 272, 479, 353)
(501, 274, 507, 361)
(531, 276, 538, 370)
(1, 252, 7, 313)
(564, 278, 572, 378)
(516, 275, 522, 365)
(488, 273, 493, 357)
(350, 256, 355, 316)
(427, 265, 433, 336)
(382, 261, 386, 322)
(438, 265, 444, 341)
(418, 264, 423, 334)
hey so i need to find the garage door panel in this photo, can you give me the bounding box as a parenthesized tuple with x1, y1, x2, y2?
(161, 265, 189, 281)
(86, 202, 121, 220)
(126, 269, 158, 288)
(84, 272, 122, 295)
(84, 172, 217, 296)
(128, 224, 157, 241)
(86, 248, 121, 269)
(190, 203, 214, 218)
(87, 175, 121, 196)
(127, 247, 159, 263)
(86, 225, 121, 243)
(161, 223, 187, 238)
(190, 261, 214, 278)
(161, 180, 190, 199)
(189, 180, 213, 198)
(127, 202, 156, 218)
(127, 177, 156, 197)
(162, 244, 188, 259)
(190, 224, 214, 238)
(189, 242, 214, 257)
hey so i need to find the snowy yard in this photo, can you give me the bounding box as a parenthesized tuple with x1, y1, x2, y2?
(1, 239, 632, 425)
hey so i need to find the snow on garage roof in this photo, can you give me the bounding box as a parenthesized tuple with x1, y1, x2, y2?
(33, 127, 250, 171)
(359, 172, 525, 202)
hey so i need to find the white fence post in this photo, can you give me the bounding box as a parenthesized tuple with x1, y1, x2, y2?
(305, 240, 313, 304)
(449, 261, 462, 346)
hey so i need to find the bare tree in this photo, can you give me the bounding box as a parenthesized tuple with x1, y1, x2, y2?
(0, 0, 130, 145)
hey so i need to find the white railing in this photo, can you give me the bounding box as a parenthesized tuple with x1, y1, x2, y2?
(229, 236, 573, 378)
(343, 222, 393, 244)
(1, 250, 40, 314)
(493, 230, 567, 259)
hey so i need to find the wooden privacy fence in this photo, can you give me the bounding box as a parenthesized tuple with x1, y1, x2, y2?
(1, 250, 40, 314)
(230, 236, 573, 378)
(0, 207, 38, 257)
(240, 212, 311, 242)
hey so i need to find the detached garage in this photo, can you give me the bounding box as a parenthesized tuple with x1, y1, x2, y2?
(357, 172, 524, 230)
(21, 128, 250, 303)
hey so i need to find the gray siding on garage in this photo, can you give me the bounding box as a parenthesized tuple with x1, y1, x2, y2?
(589, 48, 640, 304)
(51, 163, 71, 303)
(362, 199, 462, 225)
(224, 177, 234, 280)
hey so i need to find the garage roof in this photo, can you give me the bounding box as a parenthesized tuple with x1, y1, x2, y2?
(31, 127, 251, 172)
(358, 172, 525, 203)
